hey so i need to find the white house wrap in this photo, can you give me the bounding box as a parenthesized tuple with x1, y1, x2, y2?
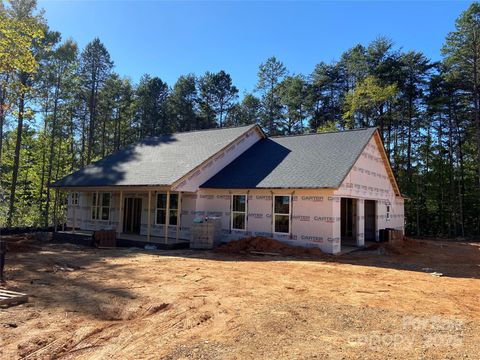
(53, 124, 404, 254)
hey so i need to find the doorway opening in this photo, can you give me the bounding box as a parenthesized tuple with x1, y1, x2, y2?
(341, 197, 357, 246)
(123, 198, 142, 234)
(364, 200, 376, 241)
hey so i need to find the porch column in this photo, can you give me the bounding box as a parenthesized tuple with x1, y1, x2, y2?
(375, 200, 380, 241)
(62, 195, 66, 231)
(165, 190, 170, 244)
(94, 190, 99, 230)
(117, 190, 123, 234)
(356, 199, 365, 247)
(72, 194, 76, 234)
(176, 192, 182, 242)
(147, 190, 152, 242)
(330, 196, 341, 254)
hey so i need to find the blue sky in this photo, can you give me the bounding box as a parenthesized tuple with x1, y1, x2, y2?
(38, 1, 472, 94)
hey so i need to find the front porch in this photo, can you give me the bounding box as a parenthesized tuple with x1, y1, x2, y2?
(57, 187, 197, 247)
(53, 229, 189, 249)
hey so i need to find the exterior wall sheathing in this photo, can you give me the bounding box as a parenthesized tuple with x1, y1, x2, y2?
(65, 132, 404, 254)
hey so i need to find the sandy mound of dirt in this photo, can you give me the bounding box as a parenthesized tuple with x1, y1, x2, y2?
(370, 237, 426, 255)
(216, 236, 329, 258)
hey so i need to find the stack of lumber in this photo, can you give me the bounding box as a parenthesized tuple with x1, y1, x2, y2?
(0, 289, 28, 307)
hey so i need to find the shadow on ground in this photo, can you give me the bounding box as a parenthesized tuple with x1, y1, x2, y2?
(1, 235, 479, 321)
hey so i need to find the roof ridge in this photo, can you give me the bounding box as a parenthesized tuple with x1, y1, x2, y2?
(268, 127, 377, 139)
(157, 124, 256, 137)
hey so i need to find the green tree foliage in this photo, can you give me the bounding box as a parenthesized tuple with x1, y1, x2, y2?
(256, 56, 287, 135)
(0, 0, 43, 74)
(135, 74, 170, 137)
(198, 70, 238, 128)
(278, 75, 308, 134)
(307, 62, 343, 129)
(343, 75, 397, 130)
(1, 0, 480, 237)
(79, 37, 113, 164)
(442, 2, 480, 191)
(168, 74, 198, 132)
(236, 94, 262, 126)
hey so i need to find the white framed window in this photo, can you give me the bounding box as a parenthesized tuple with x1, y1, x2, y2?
(273, 195, 291, 234)
(71, 192, 79, 206)
(231, 194, 247, 230)
(155, 193, 179, 225)
(386, 204, 391, 221)
(91, 192, 111, 220)
(169, 193, 179, 225)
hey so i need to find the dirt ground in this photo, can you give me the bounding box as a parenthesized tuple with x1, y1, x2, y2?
(0, 235, 479, 359)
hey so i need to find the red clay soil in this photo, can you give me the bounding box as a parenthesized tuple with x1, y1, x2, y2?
(216, 236, 330, 257)
(369, 237, 427, 255)
(1, 236, 479, 359)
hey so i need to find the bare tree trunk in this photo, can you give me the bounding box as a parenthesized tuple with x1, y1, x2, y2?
(80, 110, 86, 168)
(38, 95, 50, 219)
(453, 109, 466, 237)
(101, 114, 106, 157)
(406, 95, 413, 180)
(447, 111, 456, 237)
(45, 81, 60, 226)
(7, 90, 25, 227)
(472, 39, 480, 191)
(69, 109, 75, 172)
(436, 119, 445, 235)
(0, 76, 9, 178)
(87, 72, 97, 164)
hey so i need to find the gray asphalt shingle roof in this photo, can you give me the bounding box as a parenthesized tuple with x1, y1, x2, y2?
(201, 127, 378, 189)
(52, 125, 257, 188)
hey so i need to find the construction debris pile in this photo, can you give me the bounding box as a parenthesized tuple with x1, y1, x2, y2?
(216, 236, 330, 257)
(371, 236, 426, 255)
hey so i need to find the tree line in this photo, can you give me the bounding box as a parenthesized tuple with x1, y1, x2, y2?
(1, 0, 479, 237)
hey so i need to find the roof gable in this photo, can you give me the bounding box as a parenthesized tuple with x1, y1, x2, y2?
(52, 125, 258, 188)
(336, 130, 402, 197)
(201, 127, 378, 189)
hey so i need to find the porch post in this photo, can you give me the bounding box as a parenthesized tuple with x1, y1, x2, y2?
(95, 190, 99, 230)
(176, 192, 182, 242)
(356, 199, 365, 247)
(72, 194, 76, 234)
(62, 193, 66, 231)
(331, 196, 341, 254)
(147, 190, 152, 242)
(165, 190, 170, 244)
(117, 190, 123, 234)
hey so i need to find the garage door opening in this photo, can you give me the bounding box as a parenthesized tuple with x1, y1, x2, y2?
(341, 198, 357, 247)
